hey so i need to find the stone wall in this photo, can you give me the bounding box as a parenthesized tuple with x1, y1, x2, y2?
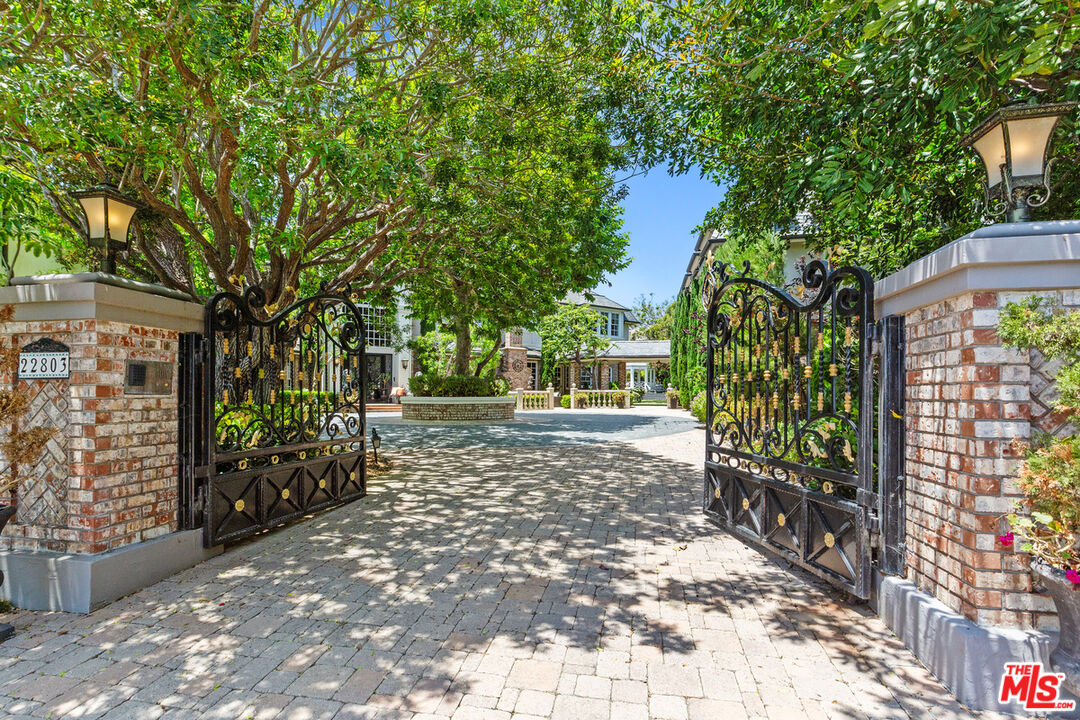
(877, 222, 1080, 632)
(400, 397, 516, 422)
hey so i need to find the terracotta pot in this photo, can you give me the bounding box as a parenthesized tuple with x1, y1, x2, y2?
(1034, 560, 1080, 697)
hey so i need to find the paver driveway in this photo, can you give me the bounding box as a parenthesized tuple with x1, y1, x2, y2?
(1, 408, 1003, 719)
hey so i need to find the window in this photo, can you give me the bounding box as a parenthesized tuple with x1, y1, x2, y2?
(608, 365, 617, 386)
(359, 305, 394, 347)
(580, 366, 593, 389)
(553, 365, 563, 390)
(527, 361, 538, 390)
(595, 311, 621, 338)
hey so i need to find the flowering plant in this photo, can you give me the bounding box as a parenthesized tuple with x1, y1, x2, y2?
(999, 297, 1080, 582)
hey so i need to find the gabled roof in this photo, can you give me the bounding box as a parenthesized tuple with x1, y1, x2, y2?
(563, 291, 639, 324)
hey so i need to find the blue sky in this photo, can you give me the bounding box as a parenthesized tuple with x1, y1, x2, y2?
(601, 168, 725, 307)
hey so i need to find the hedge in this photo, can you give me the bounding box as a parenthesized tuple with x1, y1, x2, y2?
(409, 373, 508, 397)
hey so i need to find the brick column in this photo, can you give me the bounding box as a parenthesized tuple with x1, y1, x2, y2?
(902, 290, 1050, 628)
(0, 281, 202, 554)
(877, 224, 1080, 633)
(499, 329, 531, 391)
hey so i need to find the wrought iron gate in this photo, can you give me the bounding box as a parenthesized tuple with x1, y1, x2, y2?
(702, 260, 905, 598)
(179, 287, 368, 547)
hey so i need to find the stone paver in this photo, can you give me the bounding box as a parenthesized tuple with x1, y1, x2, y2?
(0, 407, 1004, 718)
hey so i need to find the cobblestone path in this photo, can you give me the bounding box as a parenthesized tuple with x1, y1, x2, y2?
(1, 410, 1003, 719)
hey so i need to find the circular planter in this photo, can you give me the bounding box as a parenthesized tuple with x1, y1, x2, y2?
(1034, 560, 1080, 697)
(400, 396, 516, 423)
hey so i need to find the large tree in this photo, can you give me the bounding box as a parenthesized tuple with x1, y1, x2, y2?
(0, 0, 645, 303)
(538, 302, 610, 387)
(629, 292, 673, 340)
(409, 182, 629, 375)
(624, 0, 1080, 276)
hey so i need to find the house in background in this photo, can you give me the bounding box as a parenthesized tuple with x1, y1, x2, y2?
(499, 291, 670, 393)
(359, 299, 418, 402)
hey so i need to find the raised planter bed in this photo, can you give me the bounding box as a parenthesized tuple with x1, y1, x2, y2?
(400, 396, 516, 422)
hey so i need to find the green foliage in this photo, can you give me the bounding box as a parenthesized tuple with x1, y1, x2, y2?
(630, 293, 674, 340)
(408, 373, 503, 398)
(1008, 437, 1080, 572)
(560, 393, 572, 409)
(0, 1, 641, 302)
(538, 303, 610, 384)
(670, 232, 784, 401)
(280, 390, 336, 405)
(999, 296, 1080, 571)
(409, 331, 457, 377)
(625, 0, 1080, 275)
(1000, 297, 1080, 414)
(409, 327, 499, 378)
(690, 390, 707, 424)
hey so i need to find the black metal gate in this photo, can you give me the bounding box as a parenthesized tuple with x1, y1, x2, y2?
(702, 260, 905, 599)
(179, 287, 368, 547)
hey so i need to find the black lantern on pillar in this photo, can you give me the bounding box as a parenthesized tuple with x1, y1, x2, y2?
(962, 100, 1077, 223)
(70, 184, 143, 274)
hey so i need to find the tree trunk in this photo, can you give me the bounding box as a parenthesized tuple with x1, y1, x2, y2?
(452, 316, 472, 376)
(473, 332, 502, 377)
(450, 281, 476, 376)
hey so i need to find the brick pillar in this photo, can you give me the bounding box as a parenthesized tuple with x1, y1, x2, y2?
(599, 361, 610, 390)
(0, 280, 203, 555)
(499, 329, 530, 391)
(901, 290, 1049, 628)
(877, 225, 1080, 632)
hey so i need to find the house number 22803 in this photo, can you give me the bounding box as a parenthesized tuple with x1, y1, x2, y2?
(18, 351, 70, 379)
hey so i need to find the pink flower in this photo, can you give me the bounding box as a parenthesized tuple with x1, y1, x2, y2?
(1067, 569, 1080, 585)
(998, 532, 1014, 547)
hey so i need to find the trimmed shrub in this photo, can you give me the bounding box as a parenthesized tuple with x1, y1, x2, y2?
(560, 394, 571, 409)
(282, 389, 336, 404)
(409, 373, 501, 397)
(690, 390, 707, 423)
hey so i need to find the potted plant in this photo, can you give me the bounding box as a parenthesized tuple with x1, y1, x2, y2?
(999, 297, 1080, 695)
(0, 305, 58, 622)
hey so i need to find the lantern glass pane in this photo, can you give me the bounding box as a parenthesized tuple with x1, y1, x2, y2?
(77, 196, 108, 240)
(1005, 115, 1058, 178)
(107, 200, 138, 243)
(972, 124, 1005, 189)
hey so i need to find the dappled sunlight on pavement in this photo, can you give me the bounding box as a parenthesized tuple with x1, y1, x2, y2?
(0, 409, 1003, 719)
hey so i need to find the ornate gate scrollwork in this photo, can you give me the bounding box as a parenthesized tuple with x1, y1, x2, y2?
(702, 259, 904, 599)
(180, 287, 368, 547)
